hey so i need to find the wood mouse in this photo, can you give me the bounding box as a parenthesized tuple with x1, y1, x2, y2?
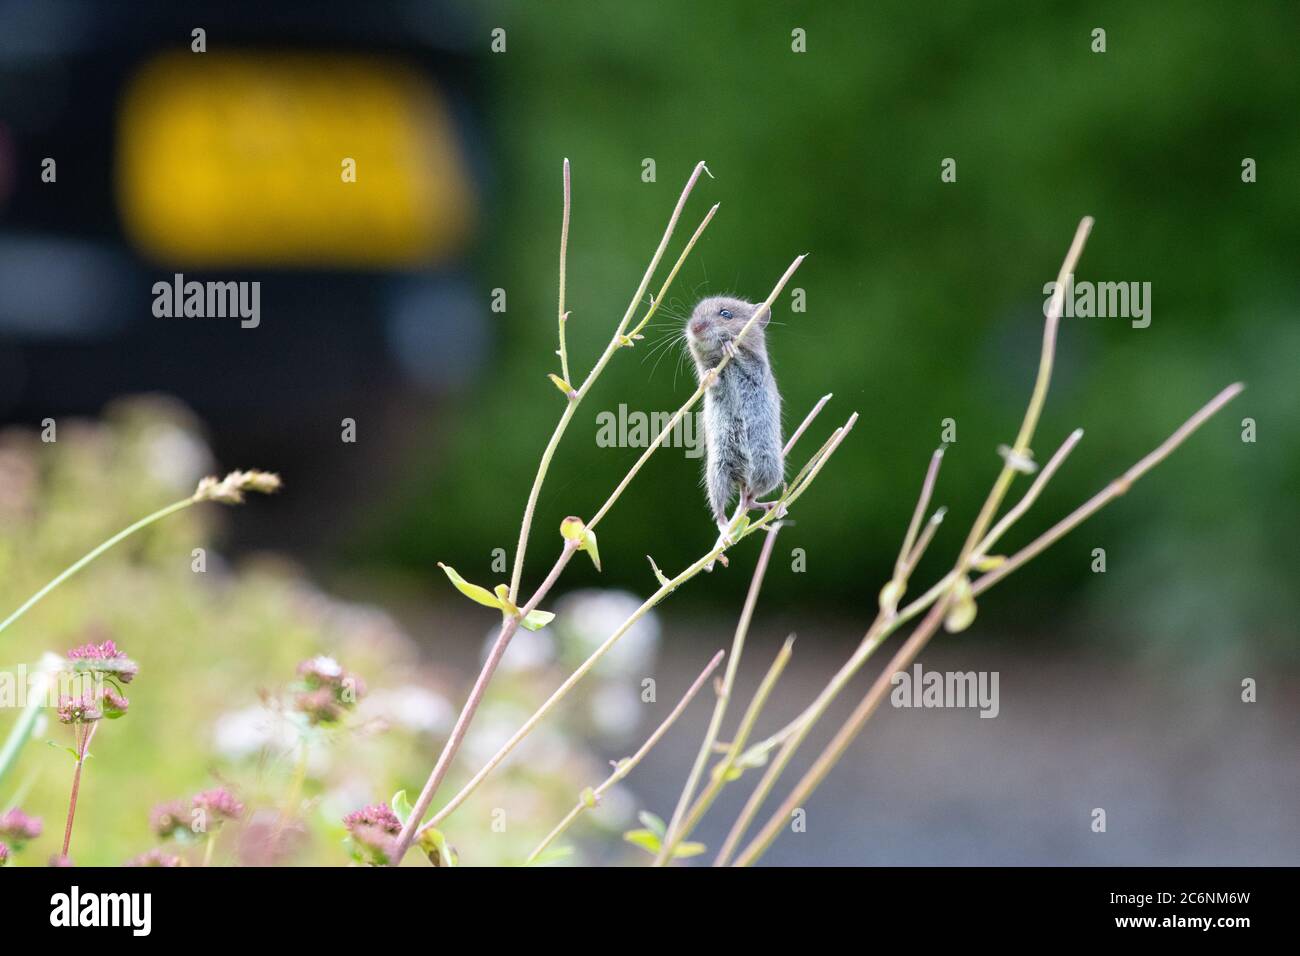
(685, 296, 785, 534)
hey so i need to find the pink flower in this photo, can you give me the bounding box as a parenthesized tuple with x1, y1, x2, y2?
(127, 848, 184, 867)
(343, 803, 403, 865)
(0, 808, 42, 849)
(150, 800, 190, 839)
(100, 688, 130, 719)
(192, 788, 244, 822)
(294, 656, 365, 725)
(0, 842, 9, 866)
(56, 694, 101, 724)
(342, 803, 402, 835)
(66, 638, 138, 683)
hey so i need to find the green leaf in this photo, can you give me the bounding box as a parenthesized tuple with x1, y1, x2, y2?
(548, 373, 574, 396)
(580, 786, 599, 809)
(391, 789, 413, 824)
(439, 563, 504, 610)
(623, 828, 662, 855)
(672, 841, 707, 859)
(637, 810, 667, 837)
(47, 741, 81, 762)
(560, 516, 601, 571)
(521, 609, 555, 631)
(418, 827, 459, 867)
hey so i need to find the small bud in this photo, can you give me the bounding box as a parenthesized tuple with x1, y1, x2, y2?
(878, 579, 906, 615)
(943, 575, 978, 633)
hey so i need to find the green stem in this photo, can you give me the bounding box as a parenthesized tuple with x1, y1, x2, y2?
(0, 654, 62, 789)
(656, 527, 781, 864)
(0, 497, 195, 639)
(523, 648, 723, 865)
(416, 412, 854, 840)
(661, 634, 793, 864)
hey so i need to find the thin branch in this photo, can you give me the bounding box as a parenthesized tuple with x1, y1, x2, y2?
(956, 216, 1093, 565)
(894, 447, 945, 581)
(974, 383, 1244, 595)
(783, 393, 833, 458)
(415, 412, 856, 840)
(661, 635, 794, 864)
(557, 158, 572, 385)
(509, 160, 712, 602)
(656, 526, 782, 864)
(731, 382, 1243, 866)
(524, 648, 725, 865)
(393, 164, 716, 864)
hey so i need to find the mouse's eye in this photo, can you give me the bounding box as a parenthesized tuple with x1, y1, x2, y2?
(719, 309, 732, 319)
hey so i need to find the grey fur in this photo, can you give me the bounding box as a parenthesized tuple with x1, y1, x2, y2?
(685, 295, 785, 525)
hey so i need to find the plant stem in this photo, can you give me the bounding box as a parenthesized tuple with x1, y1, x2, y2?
(0, 497, 195, 640)
(415, 413, 855, 843)
(557, 158, 572, 386)
(61, 720, 97, 858)
(730, 382, 1243, 866)
(390, 544, 578, 861)
(656, 526, 781, 864)
(202, 831, 218, 867)
(508, 161, 712, 603)
(0, 653, 62, 788)
(715, 263, 1090, 865)
(954, 217, 1092, 565)
(972, 383, 1244, 595)
(524, 648, 724, 865)
(661, 634, 793, 864)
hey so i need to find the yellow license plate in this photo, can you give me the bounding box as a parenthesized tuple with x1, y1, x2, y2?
(116, 52, 474, 268)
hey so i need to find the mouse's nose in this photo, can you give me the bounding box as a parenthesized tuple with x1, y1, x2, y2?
(689, 318, 707, 336)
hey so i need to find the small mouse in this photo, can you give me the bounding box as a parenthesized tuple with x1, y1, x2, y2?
(685, 295, 785, 534)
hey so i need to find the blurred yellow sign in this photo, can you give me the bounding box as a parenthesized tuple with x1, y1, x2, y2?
(116, 52, 474, 268)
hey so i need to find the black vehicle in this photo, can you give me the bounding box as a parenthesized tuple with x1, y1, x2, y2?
(0, 0, 489, 538)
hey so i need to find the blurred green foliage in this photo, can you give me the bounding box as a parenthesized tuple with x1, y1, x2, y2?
(373, 0, 1298, 654)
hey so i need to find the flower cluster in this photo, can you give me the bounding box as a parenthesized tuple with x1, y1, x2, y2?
(193, 788, 245, 823)
(151, 787, 245, 841)
(149, 800, 190, 840)
(127, 848, 184, 867)
(0, 842, 8, 866)
(66, 638, 138, 683)
(294, 656, 365, 726)
(59, 637, 138, 724)
(56, 694, 102, 725)
(343, 803, 402, 865)
(0, 808, 43, 853)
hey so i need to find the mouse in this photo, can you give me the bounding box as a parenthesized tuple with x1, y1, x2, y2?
(685, 295, 785, 535)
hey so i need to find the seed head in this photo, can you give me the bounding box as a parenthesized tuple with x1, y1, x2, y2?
(193, 469, 282, 504)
